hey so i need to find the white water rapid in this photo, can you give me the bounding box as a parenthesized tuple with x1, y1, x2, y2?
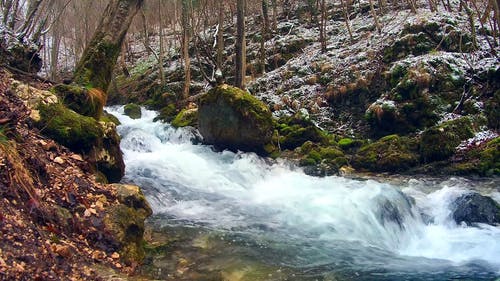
(107, 106, 500, 280)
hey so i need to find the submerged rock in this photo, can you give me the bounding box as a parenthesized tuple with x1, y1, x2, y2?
(198, 84, 274, 154)
(451, 193, 500, 226)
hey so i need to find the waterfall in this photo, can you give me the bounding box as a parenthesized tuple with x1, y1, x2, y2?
(107, 106, 500, 279)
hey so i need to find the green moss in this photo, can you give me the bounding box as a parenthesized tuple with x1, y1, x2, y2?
(36, 103, 102, 153)
(449, 137, 500, 176)
(338, 138, 354, 149)
(124, 103, 142, 119)
(319, 147, 344, 160)
(198, 85, 274, 154)
(200, 84, 273, 130)
(277, 114, 326, 150)
(52, 84, 104, 119)
(105, 184, 152, 264)
(100, 111, 121, 125)
(154, 104, 178, 123)
(485, 90, 500, 130)
(420, 117, 478, 162)
(352, 134, 419, 172)
(298, 144, 347, 176)
(0, 126, 7, 143)
(171, 108, 198, 128)
(74, 40, 122, 91)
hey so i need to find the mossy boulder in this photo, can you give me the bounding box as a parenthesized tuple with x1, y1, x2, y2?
(171, 108, 198, 128)
(124, 103, 142, 119)
(352, 135, 419, 172)
(93, 121, 125, 183)
(52, 84, 106, 119)
(154, 105, 177, 123)
(198, 84, 274, 154)
(35, 103, 124, 182)
(449, 137, 500, 176)
(104, 184, 152, 264)
(276, 113, 327, 150)
(100, 110, 121, 125)
(383, 17, 473, 63)
(420, 116, 482, 162)
(296, 142, 348, 176)
(6, 42, 43, 73)
(366, 54, 477, 136)
(36, 103, 103, 153)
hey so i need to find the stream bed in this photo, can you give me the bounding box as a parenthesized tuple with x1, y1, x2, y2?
(107, 106, 500, 281)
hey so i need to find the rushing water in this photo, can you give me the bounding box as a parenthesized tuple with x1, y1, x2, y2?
(107, 106, 500, 280)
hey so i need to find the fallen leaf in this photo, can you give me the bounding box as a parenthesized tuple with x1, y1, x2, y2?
(53, 157, 64, 164)
(70, 154, 83, 161)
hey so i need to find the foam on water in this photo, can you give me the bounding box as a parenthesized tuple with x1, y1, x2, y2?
(107, 106, 500, 277)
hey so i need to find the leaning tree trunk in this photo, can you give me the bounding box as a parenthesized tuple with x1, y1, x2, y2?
(73, 0, 144, 92)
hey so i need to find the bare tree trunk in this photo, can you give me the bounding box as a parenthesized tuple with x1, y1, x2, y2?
(271, 0, 277, 31)
(368, 0, 381, 34)
(216, 0, 224, 71)
(50, 21, 61, 80)
(181, 0, 191, 99)
(73, 0, 144, 91)
(319, 0, 327, 53)
(158, 0, 165, 85)
(341, 0, 354, 41)
(262, 0, 270, 37)
(235, 0, 246, 89)
(140, 5, 150, 55)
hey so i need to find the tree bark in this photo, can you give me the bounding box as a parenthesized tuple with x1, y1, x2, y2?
(235, 0, 246, 89)
(319, 0, 327, 53)
(73, 0, 144, 91)
(216, 0, 224, 72)
(181, 0, 191, 99)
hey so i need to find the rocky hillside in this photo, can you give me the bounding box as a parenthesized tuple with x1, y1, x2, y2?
(110, 0, 499, 177)
(0, 69, 151, 280)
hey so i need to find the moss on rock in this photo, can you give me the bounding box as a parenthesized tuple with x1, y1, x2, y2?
(449, 137, 500, 176)
(124, 103, 142, 119)
(35, 103, 124, 182)
(420, 116, 481, 162)
(171, 108, 198, 128)
(104, 184, 152, 264)
(352, 135, 419, 172)
(297, 142, 348, 176)
(36, 103, 103, 153)
(277, 113, 327, 150)
(100, 110, 121, 125)
(198, 84, 274, 154)
(52, 84, 106, 119)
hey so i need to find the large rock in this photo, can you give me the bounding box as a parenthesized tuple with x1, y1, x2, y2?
(451, 193, 500, 226)
(198, 84, 274, 154)
(11, 80, 125, 182)
(352, 135, 419, 172)
(104, 184, 152, 264)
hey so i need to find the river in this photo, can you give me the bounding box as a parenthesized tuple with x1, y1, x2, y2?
(107, 106, 500, 281)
